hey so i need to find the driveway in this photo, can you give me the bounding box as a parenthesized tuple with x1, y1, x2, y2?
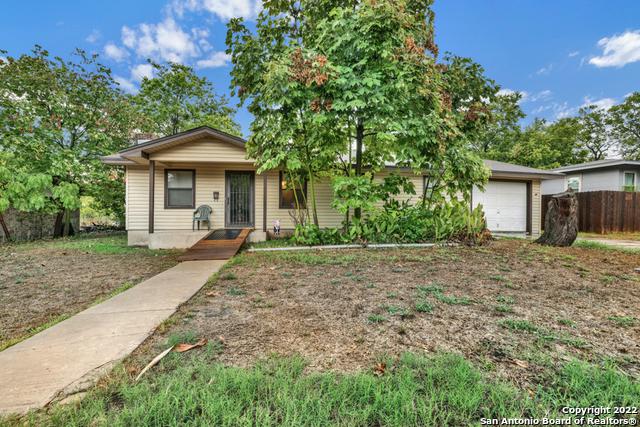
(577, 237, 640, 249)
(0, 260, 225, 415)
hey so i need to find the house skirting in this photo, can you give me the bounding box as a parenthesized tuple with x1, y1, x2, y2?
(128, 229, 267, 249)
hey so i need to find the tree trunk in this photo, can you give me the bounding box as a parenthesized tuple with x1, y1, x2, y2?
(536, 190, 578, 246)
(354, 117, 364, 220)
(53, 211, 65, 238)
(0, 212, 10, 241)
(307, 172, 319, 226)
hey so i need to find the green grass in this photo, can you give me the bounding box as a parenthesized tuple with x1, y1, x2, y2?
(499, 319, 539, 333)
(226, 287, 246, 296)
(367, 314, 386, 324)
(6, 233, 177, 256)
(495, 304, 514, 314)
(558, 318, 576, 327)
(608, 316, 637, 327)
(14, 353, 640, 426)
(434, 293, 472, 305)
(573, 239, 640, 253)
(414, 300, 434, 313)
(417, 284, 471, 306)
(499, 319, 589, 349)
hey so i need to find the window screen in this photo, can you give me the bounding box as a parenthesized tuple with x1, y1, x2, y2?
(166, 170, 195, 208)
(279, 172, 307, 209)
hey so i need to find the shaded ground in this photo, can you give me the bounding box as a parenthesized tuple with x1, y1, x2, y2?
(133, 239, 640, 389)
(0, 234, 181, 347)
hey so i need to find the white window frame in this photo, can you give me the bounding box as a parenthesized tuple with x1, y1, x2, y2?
(567, 176, 581, 192)
(623, 171, 636, 191)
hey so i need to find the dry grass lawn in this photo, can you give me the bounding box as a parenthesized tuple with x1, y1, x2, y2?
(132, 239, 640, 388)
(0, 234, 182, 349)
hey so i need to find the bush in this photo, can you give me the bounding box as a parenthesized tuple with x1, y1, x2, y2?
(291, 200, 489, 245)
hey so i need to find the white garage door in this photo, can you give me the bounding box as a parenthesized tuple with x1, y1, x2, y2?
(472, 181, 527, 233)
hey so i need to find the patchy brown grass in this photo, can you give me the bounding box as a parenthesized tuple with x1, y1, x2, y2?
(131, 239, 640, 387)
(0, 234, 181, 348)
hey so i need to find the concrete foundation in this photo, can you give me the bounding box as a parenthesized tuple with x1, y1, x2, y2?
(127, 230, 150, 246)
(247, 230, 267, 243)
(148, 231, 209, 249)
(129, 229, 266, 249)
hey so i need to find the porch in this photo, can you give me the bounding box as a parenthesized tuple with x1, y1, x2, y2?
(178, 228, 252, 261)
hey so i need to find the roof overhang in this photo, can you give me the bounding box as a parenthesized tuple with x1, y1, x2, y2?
(490, 171, 565, 180)
(101, 126, 247, 166)
(553, 160, 640, 173)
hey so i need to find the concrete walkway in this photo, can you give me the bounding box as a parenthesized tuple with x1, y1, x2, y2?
(0, 260, 224, 415)
(577, 237, 640, 249)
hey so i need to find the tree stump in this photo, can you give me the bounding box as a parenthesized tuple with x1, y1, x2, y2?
(536, 190, 578, 246)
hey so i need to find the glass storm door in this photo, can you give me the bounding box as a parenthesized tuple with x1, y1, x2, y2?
(225, 171, 254, 228)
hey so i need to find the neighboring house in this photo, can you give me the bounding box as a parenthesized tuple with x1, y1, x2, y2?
(541, 159, 640, 195)
(102, 126, 562, 248)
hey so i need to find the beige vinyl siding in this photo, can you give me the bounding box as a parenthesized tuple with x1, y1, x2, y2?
(265, 169, 424, 230)
(126, 166, 149, 231)
(265, 172, 343, 230)
(531, 179, 541, 236)
(126, 163, 263, 231)
(149, 138, 251, 163)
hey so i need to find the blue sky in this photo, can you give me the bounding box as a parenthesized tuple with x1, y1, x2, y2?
(3, 1, 640, 137)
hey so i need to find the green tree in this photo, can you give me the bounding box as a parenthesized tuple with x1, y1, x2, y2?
(229, 0, 491, 227)
(227, 1, 348, 226)
(508, 118, 587, 169)
(0, 47, 137, 235)
(133, 62, 240, 137)
(609, 92, 640, 160)
(475, 90, 525, 159)
(577, 105, 616, 161)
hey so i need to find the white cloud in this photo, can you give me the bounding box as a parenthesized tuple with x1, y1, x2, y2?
(104, 43, 130, 62)
(86, 29, 102, 44)
(114, 75, 137, 94)
(581, 96, 616, 110)
(529, 90, 553, 103)
(119, 17, 199, 63)
(131, 63, 155, 82)
(532, 96, 618, 120)
(172, 0, 261, 21)
(589, 30, 640, 68)
(196, 51, 231, 68)
(497, 88, 529, 103)
(536, 64, 553, 75)
(568, 51, 580, 57)
(122, 26, 137, 49)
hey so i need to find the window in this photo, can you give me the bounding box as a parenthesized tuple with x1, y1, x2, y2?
(567, 176, 580, 192)
(623, 172, 636, 191)
(165, 169, 195, 208)
(423, 175, 435, 199)
(279, 171, 307, 209)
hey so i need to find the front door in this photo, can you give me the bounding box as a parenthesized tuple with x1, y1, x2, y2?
(225, 171, 254, 228)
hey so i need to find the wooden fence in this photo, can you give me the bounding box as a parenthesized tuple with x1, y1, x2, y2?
(541, 191, 640, 234)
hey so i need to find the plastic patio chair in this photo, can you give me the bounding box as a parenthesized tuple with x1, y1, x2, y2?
(192, 205, 213, 231)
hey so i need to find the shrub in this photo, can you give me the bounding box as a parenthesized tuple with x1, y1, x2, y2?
(291, 200, 489, 246)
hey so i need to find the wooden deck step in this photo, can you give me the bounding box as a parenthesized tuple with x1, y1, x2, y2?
(178, 228, 251, 261)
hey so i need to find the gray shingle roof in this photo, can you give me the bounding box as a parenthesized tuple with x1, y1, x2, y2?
(552, 159, 640, 172)
(483, 159, 564, 177)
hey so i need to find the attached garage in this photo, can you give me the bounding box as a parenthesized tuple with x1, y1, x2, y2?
(472, 180, 529, 233)
(474, 160, 566, 237)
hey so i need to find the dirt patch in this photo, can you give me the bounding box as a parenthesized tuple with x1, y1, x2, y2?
(131, 240, 640, 386)
(0, 235, 181, 345)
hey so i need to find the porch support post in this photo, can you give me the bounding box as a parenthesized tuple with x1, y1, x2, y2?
(263, 173, 267, 232)
(148, 160, 155, 234)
